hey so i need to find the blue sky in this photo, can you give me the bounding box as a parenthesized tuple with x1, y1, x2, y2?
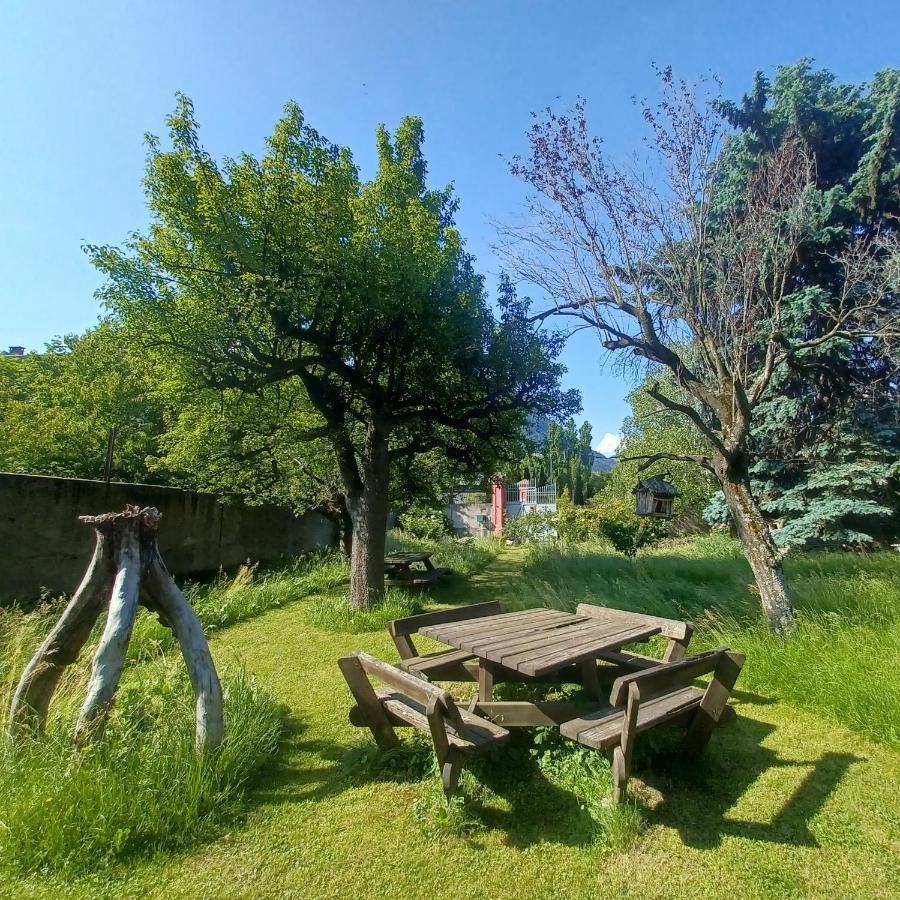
(2, 1, 898, 451)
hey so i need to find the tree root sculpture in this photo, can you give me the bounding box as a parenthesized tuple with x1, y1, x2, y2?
(8, 505, 224, 752)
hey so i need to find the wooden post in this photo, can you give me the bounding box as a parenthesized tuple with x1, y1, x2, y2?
(9, 505, 224, 753)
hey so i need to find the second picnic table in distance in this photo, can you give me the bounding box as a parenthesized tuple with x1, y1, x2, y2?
(384, 552, 450, 586)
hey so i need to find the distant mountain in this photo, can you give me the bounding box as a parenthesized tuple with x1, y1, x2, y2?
(524, 414, 550, 444)
(591, 451, 617, 473)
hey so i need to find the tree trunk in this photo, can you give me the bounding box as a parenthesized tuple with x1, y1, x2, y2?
(717, 460, 795, 634)
(338, 493, 354, 558)
(345, 426, 389, 611)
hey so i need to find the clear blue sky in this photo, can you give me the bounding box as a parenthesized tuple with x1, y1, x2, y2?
(2, 1, 898, 449)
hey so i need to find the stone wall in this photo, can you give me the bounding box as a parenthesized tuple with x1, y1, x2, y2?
(0, 473, 337, 603)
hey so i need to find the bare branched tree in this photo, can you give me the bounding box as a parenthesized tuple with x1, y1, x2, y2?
(501, 69, 899, 633)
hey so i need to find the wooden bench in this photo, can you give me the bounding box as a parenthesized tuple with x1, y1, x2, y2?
(384, 552, 452, 587)
(387, 601, 502, 680)
(339, 651, 509, 796)
(388, 566, 452, 587)
(575, 603, 694, 664)
(559, 647, 744, 803)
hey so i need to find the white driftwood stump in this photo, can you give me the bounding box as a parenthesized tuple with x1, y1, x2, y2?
(9, 505, 224, 752)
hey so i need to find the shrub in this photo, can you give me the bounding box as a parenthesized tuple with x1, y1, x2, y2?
(555, 491, 605, 545)
(596, 499, 668, 558)
(397, 504, 454, 542)
(503, 510, 556, 544)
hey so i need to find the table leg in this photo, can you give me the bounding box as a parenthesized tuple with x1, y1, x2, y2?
(478, 660, 496, 702)
(423, 556, 435, 571)
(581, 659, 602, 700)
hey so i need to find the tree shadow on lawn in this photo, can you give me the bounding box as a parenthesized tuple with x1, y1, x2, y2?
(639, 715, 862, 849)
(463, 738, 600, 849)
(245, 713, 361, 809)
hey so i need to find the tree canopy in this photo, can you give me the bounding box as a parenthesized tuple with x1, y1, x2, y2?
(89, 96, 578, 608)
(503, 63, 899, 632)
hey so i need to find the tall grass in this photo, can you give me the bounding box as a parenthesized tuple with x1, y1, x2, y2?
(0, 553, 307, 874)
(520, 538, 900, 747)
(0, 659, 283, 874)
(386, 532, 499, 577)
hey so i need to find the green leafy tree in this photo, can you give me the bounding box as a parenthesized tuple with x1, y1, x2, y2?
(604, 373, 719, 520)
(0, 323, 165, 481)
(505, 67, 898, 632)
(90, 97, 577, 610)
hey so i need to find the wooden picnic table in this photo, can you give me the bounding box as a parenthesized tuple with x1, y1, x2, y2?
(384, 551, 435, 574)
(418, 607, 663, 724)
(384, 552, 451, 587)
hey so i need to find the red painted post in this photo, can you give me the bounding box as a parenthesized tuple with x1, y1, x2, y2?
(491, 479, 505, 535)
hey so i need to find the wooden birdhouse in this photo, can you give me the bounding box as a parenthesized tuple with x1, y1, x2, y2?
(633, 475, 680, 519)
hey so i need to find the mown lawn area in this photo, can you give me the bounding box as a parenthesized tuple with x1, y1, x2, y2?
(2, 536, 899, 899)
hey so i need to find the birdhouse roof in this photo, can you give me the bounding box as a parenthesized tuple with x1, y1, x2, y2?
(633, 476, 680, 497)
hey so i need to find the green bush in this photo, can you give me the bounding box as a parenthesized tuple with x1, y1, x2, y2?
(396, 504, 454, 541)
(596, 499, 668, 558)
(554, 491, 600, 544)
(503, 509, 556, 544)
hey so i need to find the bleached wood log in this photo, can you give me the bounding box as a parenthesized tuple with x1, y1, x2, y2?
(144, 552, 224, 752)
(9, 504, 225, 754)
(8, 522, 114, 737)
(74, 518, 142, 742)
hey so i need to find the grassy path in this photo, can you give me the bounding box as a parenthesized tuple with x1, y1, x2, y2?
(8, 547, 900, 900)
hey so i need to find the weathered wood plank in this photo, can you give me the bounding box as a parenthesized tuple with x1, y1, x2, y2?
(576, 602, 692, 641)
(520, 625, 662, 677)
(456, 616, 592, 656)
(339, 655, 401, 750)
(471, 700, 600, 727)
(504, 622, 657, 670)
(354, 651, 455, 708)
(400, 648, 477, 674)
(490, 621, 636, 667)
(560, 686, 704, 748)
(683, 650, 745, 753)
(609, 647, 726, 706)
(419, 608, 562, 642)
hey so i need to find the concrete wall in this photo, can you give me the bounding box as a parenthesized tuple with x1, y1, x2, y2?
(0, 473, 338, 603)
(446, 501, 494, 537)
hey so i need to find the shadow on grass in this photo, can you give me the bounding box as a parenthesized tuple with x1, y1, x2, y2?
(245, 713, 357, 808)
(640, 716, 862, 849)
(463, 739, 599, 849)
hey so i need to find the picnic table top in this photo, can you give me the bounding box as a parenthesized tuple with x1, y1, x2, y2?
(418, 607, 662, 679)
(384, 552, 432, 566)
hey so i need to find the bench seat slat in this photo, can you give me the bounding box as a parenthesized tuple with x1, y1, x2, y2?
(375, 689, 509, 753)
(560, 686, 703, 749)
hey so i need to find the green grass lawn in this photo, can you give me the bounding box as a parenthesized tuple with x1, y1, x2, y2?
(2, 537, 900, 899)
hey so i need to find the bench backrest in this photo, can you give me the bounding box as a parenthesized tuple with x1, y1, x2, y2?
(387, 601, 502, 659)
(609, 647, 733, 705)
(348, 651, 466, 730)
(576, 602, 691, 641)
(607, 646, 745, 761)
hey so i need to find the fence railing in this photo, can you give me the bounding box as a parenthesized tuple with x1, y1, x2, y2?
(505, 482, 557, 505)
